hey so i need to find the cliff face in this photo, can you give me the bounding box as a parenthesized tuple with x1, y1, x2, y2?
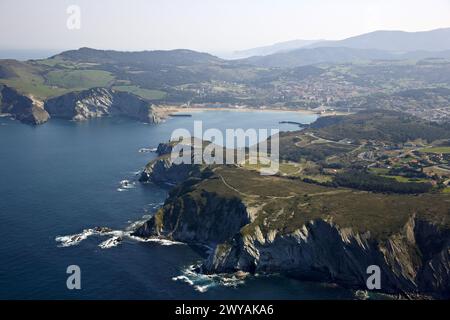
(134, 189, 250, 244)
(156, 142, 173, 156)
(134, 161, 450, 298)
(139, 141, 205, 185)
(45, 88, 161, 123)
(0, 85, 49, 125)
(139, 155, 198, 186)
(203, 216, 449, 297)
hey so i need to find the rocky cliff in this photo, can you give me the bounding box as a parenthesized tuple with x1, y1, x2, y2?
(134, 163, 450, 298)
(133, 186, 249, 244)
(203, 214, 449, 298)
(0, 84, 49, 125)
(139, 140, 210, 185)
(139, 156, 197, 186)
(44, 88, 162, 123)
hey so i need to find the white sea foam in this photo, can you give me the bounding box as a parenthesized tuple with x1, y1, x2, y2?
(117, 179, 137, 192)
(172, 264, 247, 293)
(355, 290, 370, 300)
(194, 285, 211, 293)
(128, 235, 184, 246)
(56, 227, 118, 248)
(124, 214, 153, 231)
(55, 229, 96, 247)
(138, 147, 157, 153)
(99, 236, 123, 249)
(172, 275, 194, 286)
(56, 216, 184, 249)
(144, 202, 164, 212)
(120, 180, 136, 189)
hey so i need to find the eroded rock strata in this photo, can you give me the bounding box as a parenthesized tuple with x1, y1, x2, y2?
(45, 88, 161, 123)
(134, 151, 450, 298)
(0, 84, 49, 125)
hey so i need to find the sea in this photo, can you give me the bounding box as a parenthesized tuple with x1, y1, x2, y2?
(0, 110, 362, 299)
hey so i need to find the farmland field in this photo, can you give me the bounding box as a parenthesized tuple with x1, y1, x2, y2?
(112, 85, 167, 100)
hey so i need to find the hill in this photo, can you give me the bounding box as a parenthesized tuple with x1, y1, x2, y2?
(53, 47, 222, 66)
(310, 110, 450, 143)
(242, 46, 450, 68)
(309, 28, 450, 52)
(229, 39, 321, 59)
(133, 162, 450, 297)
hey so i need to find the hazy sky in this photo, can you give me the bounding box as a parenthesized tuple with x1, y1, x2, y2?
(1, 0, 449, 53)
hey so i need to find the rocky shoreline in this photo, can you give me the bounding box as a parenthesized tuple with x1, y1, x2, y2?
(0, 85, 164, 125)
(132, 143, 450, 299)
(0, 84, 49, 125)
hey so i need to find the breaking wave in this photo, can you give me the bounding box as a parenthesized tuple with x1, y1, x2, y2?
(117, 179, 136, 192)
(138, 147, 157, 153)
(55, 215, 183, 249)
(99, 236, 123, 249)
(172, 264, 248, 293)
(55, 229, 97, 247)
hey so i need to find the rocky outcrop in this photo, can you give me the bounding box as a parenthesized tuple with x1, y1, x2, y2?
(0, 84, 49, 125)
(156, 142, 173, 156)
(138, 156, 197, 185)
(44, 88, 162, 123)
(139, 141, 204, 185)
(134, 165, 450, 298)
(202, 215, 449, 297)
(133, 189, 250, 244)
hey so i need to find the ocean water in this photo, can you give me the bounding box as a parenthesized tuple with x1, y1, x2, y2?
(0, 49, 61, 61)
(0, 110, 358, 300)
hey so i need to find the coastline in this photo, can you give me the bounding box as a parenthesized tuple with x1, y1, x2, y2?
(175, 107, 316, 114)
(156, 106, 315, 114)
(152, 105, 342, 119)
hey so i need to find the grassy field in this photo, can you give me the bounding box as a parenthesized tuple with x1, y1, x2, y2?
(0, 61, 68, 99)
(421, 146, 450, 154)
(370, 168, 430, 183)
(112, 85, 167, 100)
(34, 58, 76, 69)
(382, 175, 429, 183)
(0, 78, 68, 99)
(186, 166, 450, 240)
(46, 69, 115, 89)
(369, 167, 390, 175)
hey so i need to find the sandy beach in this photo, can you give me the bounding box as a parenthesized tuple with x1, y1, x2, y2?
(153, 105, 350, 120)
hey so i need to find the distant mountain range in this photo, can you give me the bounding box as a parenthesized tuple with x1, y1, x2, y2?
(2, 27, 449, 68)
(239, 28, 450, 67)
(242, 47, 450, 68)
(307, 28, 450, 52)
(226, 39, 322, 59)
(1, 26, 450, 123)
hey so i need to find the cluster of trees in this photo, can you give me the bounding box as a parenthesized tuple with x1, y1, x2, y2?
(311, 110, 450, 143)
(332, 170, 432, 194)
(389, 167, 427, 179)
(280, 138, 353, 162)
